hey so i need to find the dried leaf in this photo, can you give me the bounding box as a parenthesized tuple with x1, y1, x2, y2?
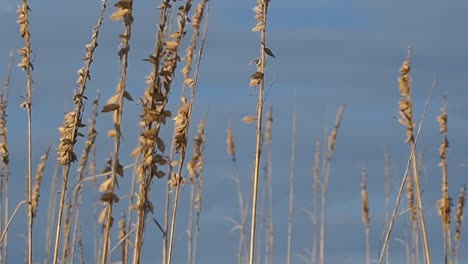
(123, 90, 134, 101)
(107, 130, 118, 138)
(264, 47, 276, 58)
(117, 163, 124, 177)
(99, 178, 113, 193)
(110, 9, 128, 21)
(101, 104, 119, 113)
(98, 206, 108, 223)
(101, 192, 120, 203)
(242, 115, 257, 124)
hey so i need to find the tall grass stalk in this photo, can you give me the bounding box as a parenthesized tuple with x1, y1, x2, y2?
(99, 1, 134, 262)
(16, 1, 34, 262)
(264, 107, 274, 264)
(454, 185, 465, 264)
(378, 74, 436, 264)
(52, 2, 107, 263)
(131, 0, 178, 261)
(69, 95, 99, 263)
(286, 101, 297, 264)
(398, 57, 431, 264)
(227, 124, 248, 264)
(186, 119, 206, 264)
(167, 1, 210, 262)
(319, 105, 344, 264)
(248, 0, 271, 263)
(384, 152, 390, 264)
(361, 166, 370, 264)
(0, 52, 13, 264)
(436, 97, 452, 264)
(311, 141, 320, 264)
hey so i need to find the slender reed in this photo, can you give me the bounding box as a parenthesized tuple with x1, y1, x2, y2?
(167, 1, 210, 262)
(397, 55, 431, 264)
(53, 1, 107, 263)
(265, 107, 274, 264)
(69, 95, 100, 263)
(378, 66, 436, 264)
(227, 124, 248, 264)
(311, 141, 320, 264)
(62, 0, 107, 260)
(99, 1, 134, 262)
(131, 0, 178, 262)
(0, 52, 13, 264)
(383, 152, 390, 264)
(16, 1, 34, 262)
(319, 105, 344, 264)
(454, 185, 465, 264)
(286, 102, 297, 264)
(186, 119, 206, 264)
(44, 164, 59, 263)
(119, 211, 127, 264)
(437, 97, 452, 264)
(406, 171, 418, 264)
(248, 0, 272, 263)
(361, 166, 370, 264)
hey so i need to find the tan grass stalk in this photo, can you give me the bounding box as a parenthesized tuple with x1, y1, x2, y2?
(99, 1, 135, 263)
(0, 201, 28, 244)
(44, 164, 60, 263)
(167, 2, 210, 262)
(319, 105, 344, 264)
(0, 52, 13, 264)
(227, 124, 248, 264)
(69, 95, 99, 263)
(63, 1, 107, 260)
(16, 1, 34, 262)
(383, 152, 390, 264)
(77, 226, 85, 264)
(265, 107, 274, 264)
(286, 102, 297, 264)
(119, 211, 127, 264)
(436, 98, 452, 264)
(378, 65, 437, 264)
(186, 119, 206, 264)
(361, 166, 370, 264)
(184, 4, 211, 260)
(130, 1, 179, 262)
(31, 147, 51, 220)
(61, 201, 73, 263)
(248, 1, 272, 263)
(311, 141, 320, 264)
(397, 56, 431, 264)
(52, 1, 107, 263)
(406, 171, 419, 263)
(454, 185, 465, 264)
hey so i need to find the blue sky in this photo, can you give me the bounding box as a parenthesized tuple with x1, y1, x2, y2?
(1, 0, 468, 263)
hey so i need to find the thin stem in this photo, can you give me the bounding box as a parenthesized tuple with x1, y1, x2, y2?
(248, 1, 269, 263)
(378, 79, 435, 263)
(286, 99, 297, 264)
